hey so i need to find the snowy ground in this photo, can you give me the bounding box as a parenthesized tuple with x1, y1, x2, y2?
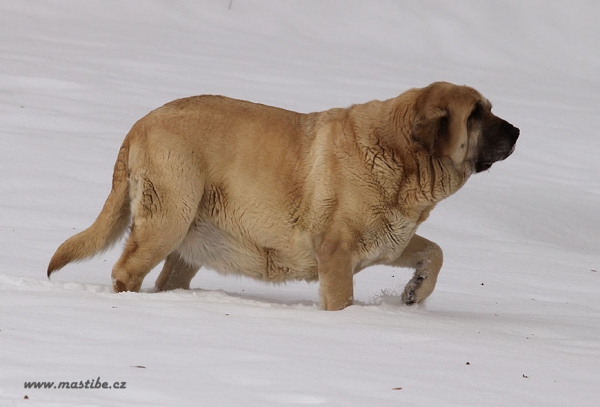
(1, 1, 599, 406)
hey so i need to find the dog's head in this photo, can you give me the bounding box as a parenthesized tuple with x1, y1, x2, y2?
(410, 82, 519, 173)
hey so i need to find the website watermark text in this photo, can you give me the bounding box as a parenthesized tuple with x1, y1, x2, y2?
(24, 377, 126, 390)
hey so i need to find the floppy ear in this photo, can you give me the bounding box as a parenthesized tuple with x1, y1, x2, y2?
(436, 105, 471, 164)
(411, 106, 448, 154)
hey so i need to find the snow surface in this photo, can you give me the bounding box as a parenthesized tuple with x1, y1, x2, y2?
(1, 1, 599, 406)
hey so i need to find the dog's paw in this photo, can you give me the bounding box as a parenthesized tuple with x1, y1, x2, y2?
(112, 277, 142, 293)
(401, 276, 425, 305)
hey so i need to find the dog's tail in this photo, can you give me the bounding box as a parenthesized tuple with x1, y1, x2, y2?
(48, 140, 131, 278)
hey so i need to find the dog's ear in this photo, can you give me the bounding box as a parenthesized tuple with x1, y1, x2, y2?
(436, 101, 473, 164)
(411, 106, 448, 154)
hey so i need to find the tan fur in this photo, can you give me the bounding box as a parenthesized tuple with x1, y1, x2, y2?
(48, 82, 519, 310)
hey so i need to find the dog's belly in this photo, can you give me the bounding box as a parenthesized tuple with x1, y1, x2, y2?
(176, 219, 318, 283)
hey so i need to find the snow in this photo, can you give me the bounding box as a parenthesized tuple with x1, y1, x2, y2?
(1, 1, 599, 405)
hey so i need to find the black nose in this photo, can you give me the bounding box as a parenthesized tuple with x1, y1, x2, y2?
(504, 121, 519, 142)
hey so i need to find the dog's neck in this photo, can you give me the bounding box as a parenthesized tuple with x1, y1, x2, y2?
(351, 99, 472, 210)
(398, 150, 471, 206)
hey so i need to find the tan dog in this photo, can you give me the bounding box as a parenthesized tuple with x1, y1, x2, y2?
(48, 82, 519, 310)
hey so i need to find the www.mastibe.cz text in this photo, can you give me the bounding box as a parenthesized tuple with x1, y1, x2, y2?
(24, 377, 126, 390)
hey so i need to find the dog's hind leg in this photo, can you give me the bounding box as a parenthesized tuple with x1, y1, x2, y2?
(155, 251, 200, 291)
(111, 168, 203, 293)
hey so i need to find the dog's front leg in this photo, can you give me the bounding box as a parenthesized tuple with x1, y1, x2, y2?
(316, 239, 355, 311)
(389, 234, 443, 305)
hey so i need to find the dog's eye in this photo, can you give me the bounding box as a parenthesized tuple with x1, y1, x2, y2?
(469, 103, 483, 121)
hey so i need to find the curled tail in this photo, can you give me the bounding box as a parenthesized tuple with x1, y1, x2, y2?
(48, 141, 131, 278)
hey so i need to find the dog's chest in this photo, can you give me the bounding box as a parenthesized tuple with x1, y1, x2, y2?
(356, 208, 417, 265)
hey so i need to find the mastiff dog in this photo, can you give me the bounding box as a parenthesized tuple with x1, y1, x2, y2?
(48, 82, 519, 310)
